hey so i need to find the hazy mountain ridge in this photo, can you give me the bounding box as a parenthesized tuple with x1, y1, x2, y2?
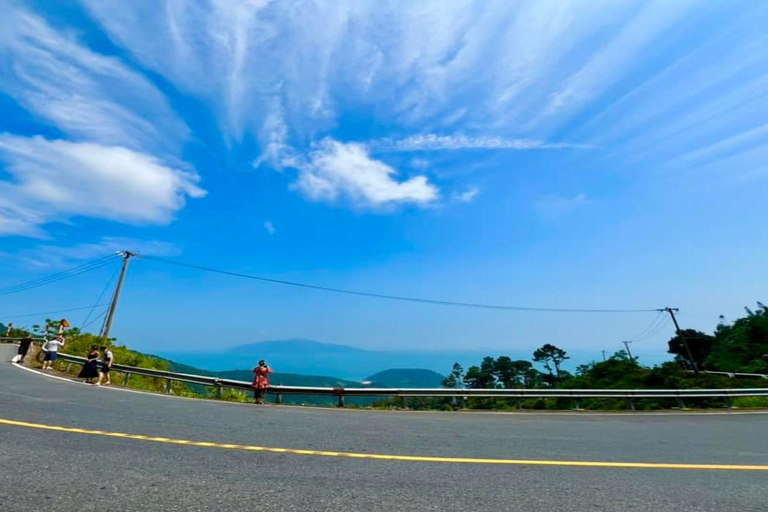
(161, 338, 504, 379)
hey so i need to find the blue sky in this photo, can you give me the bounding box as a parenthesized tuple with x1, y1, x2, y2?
(1, 0, 766, 366)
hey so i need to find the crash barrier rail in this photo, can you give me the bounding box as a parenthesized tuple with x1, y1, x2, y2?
(20, 350, 768, 410)
(3, 337, 767, 380)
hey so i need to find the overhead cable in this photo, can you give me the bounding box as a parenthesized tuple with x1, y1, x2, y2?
(4, 304, 111, 320)
(141, 255, 659, 314)
(0, 255, 119, 297)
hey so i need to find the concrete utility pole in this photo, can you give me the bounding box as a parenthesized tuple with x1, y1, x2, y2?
(101, 251, 134, 340)
(622, 340, 634, 361)
(601, 350, 607, 362)
(661, 307, 698, 374)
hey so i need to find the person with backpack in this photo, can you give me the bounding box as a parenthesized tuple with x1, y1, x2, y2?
(252, 359, 272, 404)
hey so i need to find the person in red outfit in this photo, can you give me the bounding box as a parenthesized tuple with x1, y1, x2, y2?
(252, 359, 272, 404)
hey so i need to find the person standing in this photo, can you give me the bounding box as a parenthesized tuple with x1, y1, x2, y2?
(96, 346, 114, 386)
(252, 359, 272, 404)
(41, 335, 65, 370)
(78, 346, 100, 384)
(15, 336, 33, 364)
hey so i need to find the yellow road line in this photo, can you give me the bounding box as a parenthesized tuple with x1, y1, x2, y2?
(1, 417, 766, 471)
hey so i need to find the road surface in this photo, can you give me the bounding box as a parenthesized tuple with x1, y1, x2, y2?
(0, 344, 766, 511)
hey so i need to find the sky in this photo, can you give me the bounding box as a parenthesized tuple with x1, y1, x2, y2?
(1, 0, 767, 366)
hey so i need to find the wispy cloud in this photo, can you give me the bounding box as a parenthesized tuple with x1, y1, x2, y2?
(264, 221, 275, 235)
(287, 138, 439, 208)
(15, 237, 181, 269)
(0, 8, 188, 153)
(0, 135, 205, 236)
(535, 193, 588, 219)
(369, 134, 590, 153)
(452, 187, 480, 204)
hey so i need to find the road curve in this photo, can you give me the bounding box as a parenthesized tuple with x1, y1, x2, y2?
(1, 344, 766, 511)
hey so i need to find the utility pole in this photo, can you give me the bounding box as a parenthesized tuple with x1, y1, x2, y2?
(601, 350, 607, 362)
(661, 307, 698, 373)
(622, 340, 634, 361)
(101, 251, 134, 340)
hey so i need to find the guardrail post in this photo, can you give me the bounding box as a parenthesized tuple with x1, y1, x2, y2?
(215, 382, 223, 400)
(165, 379, 173, 395)
(122, 372, 131, 387)
(401, 396, 408, 409)
(675, 396, 686, 410)
(276, 393, 282, 405)
(516, 397, 523, 410)
(724, 394, 734, 409)
(570, 398, 581, 411)
(460, 397, 466, 410)
(334, 388, 345, 407)
(626, 397, 635, 411)
(65, 363, 72, 373)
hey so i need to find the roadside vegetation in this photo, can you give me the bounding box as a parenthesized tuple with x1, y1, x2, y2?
(4, 302, 766, 411)
(375, 303, 768, 411)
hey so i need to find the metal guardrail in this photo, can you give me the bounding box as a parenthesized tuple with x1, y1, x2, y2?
(697, 370, 768, 380)
(47, 352, 768, 410)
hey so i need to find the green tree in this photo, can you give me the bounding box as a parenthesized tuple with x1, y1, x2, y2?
(464, 360, 496, 389)
(667, 329, 715, 370)
(533, 344, 569, 381)
(442, 363, 464, 388)
(706, 303, 768, 373)
(493, 357, 536, 388)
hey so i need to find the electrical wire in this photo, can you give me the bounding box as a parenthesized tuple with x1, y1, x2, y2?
(0, 255, 119, 297)
(627, 311, 665, 341)
(81, 306, 110, 331)
(140, 254, 660, 314)
(4, 304, 111, 320)
(634, 315, 672, 342)
(81, 262, 121, 328)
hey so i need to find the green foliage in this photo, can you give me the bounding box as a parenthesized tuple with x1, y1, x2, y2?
(533, 343, 569, 381)
(667, 329, 715, 370)
(705, 303, 768, 373)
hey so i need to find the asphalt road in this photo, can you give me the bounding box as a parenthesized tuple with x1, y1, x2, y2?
(0, 344, 766, 512)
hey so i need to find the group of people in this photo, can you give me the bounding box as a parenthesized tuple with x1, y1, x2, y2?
(77, 345, 114, 385)
(9, 318, 115, 386)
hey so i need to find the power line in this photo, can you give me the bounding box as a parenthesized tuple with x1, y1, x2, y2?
(81, 306, 110, 330)
(140, 254, 660, 314)
(628, 311, 665, 341)
(4, 304, 111, 320)
(0, 255, 118, 297)
(82, 262, 122, 328)
(634, 315, 672, 342)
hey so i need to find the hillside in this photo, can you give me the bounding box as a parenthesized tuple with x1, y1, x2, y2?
(366, 369, 445, 388)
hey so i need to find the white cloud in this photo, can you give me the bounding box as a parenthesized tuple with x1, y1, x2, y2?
(453, 187, 480, 204)
(535, 193, 588, 218)
(15, 237, 181, 269)
(410, 158, 431, 170)
(287, 138, 439, 208)
(0, 135, 206, 236)
(369, 134, 590, 152)
(264, 221, 275, 235)
(0, 8, 188, 153)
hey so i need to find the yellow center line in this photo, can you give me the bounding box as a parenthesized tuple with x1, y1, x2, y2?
(0, 417, 765, 471)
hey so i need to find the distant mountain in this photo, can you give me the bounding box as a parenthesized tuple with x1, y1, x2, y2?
(161, 338, 507, 379)
(366, 369, 445, 388)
